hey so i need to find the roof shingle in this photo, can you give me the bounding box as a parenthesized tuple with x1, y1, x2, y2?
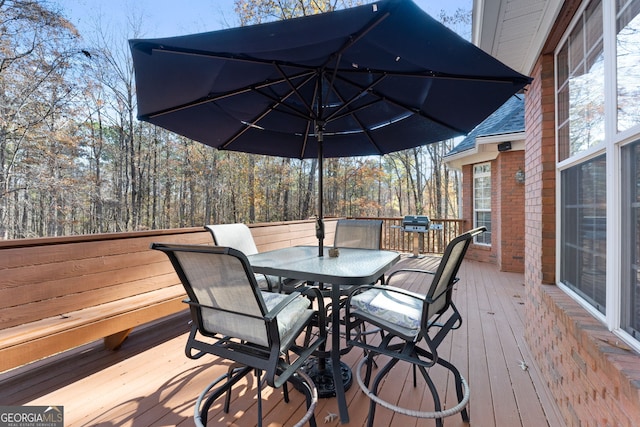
(447, 94, 525, 156)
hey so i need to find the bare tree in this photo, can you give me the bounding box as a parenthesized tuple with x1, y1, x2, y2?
(0, 0, 87, 238)
(0, 1, 468, 240)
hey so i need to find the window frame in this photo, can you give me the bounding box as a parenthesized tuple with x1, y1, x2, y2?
(554, 0, 640, 352)
(620, 139, 640, 339)
(473, 162, 491, 246)
(558, 153, 607, 314)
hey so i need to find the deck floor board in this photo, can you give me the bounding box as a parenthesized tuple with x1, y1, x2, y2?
(0, 256, 564, 427)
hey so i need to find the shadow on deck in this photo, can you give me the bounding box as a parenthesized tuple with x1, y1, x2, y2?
(0, 255, 564, 427)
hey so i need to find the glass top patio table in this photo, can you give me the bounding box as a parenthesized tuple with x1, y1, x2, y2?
(248, 245, 400, 424)
(247, 245, 400, 286)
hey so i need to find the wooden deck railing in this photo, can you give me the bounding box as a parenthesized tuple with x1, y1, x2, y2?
(349, 217, 465, 255)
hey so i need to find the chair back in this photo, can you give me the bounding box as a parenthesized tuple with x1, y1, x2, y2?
(424, 227, 486, 319)
(205, 223, 259, 255)
(152, 243, 271, 346)
(334, 219, 383, 250)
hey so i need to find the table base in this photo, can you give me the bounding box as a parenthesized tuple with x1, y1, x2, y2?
(301, 358, 353, 398)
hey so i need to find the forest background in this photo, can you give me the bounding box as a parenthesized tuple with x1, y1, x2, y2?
(0, 0, 471, 240)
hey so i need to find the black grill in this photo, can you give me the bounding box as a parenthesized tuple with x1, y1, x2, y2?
(402, 215, 430, 232)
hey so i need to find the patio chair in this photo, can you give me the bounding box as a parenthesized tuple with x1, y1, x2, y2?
(324, 219, 384, 296)
(333, 218, 383, 251)
(205, 223, 303, 293)
(151, 243, 326, 427)
(345, 226, 486, 427)
(321, 219, 385, 355)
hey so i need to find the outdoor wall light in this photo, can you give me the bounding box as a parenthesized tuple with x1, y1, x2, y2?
(515, 168, 525, 184)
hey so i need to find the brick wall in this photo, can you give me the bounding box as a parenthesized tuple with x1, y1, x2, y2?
(460, 153, 525, 272)
(496, 150, 525, 272)
(524, 54, 556, 287)
(524, 53, 640, 427)
(532, 286, 640, 426)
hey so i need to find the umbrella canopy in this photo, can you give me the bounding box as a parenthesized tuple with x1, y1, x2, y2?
(129, 0, 531, 254)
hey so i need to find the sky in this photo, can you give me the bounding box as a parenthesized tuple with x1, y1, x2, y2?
(50, 0, 472, 44)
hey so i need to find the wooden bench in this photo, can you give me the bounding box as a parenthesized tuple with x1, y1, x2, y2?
(0, 219, 337, 373)
(0, 228, 213, 373)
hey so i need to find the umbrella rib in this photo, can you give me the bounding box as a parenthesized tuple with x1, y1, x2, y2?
(145, 44, 318, 71)
(140, 70, 316, 120)
(274, 63, 318, 120)
(319, 8, 391, 123)
(219, 100, 283, 150)
(147, 43, 527, 85)
(149, 39, 527, 86)
(322, 10, 391, 71)
(220, 75, 314, 150)
(220, 86, 306, 150)
(323, 74, 387, 123)
(326, 86, 384, 155)
(141, 88, 252, 120)
(252, 72, 318, 122)
(253, 89, 315, 121)
(334, 73, 468, 134)
(328, 98, 384, 123)
(338, 67, 532, 85)
(143, 42, 360, 87)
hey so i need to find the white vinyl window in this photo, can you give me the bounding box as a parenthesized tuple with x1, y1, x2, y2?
(556, 0, 640, 350)
(617, 0, 640, 132)
(473, 163, 491, 245)
(560, 155, 607, 313)
(621, 140, 640, 339)
(556, 0, 604, 162)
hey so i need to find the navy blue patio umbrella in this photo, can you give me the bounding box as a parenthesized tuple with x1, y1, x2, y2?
(129, 0, 531, 256)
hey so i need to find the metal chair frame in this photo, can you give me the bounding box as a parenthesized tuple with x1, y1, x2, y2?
(345, 227, 486, 427)
(205, 223, 303, 293)
(152, 243, 326, 427)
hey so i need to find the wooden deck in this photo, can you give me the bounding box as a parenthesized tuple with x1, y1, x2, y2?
(0, 256, 565, 427)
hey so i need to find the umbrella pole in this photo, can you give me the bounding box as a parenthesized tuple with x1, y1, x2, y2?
(316, 126, 324, 257)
